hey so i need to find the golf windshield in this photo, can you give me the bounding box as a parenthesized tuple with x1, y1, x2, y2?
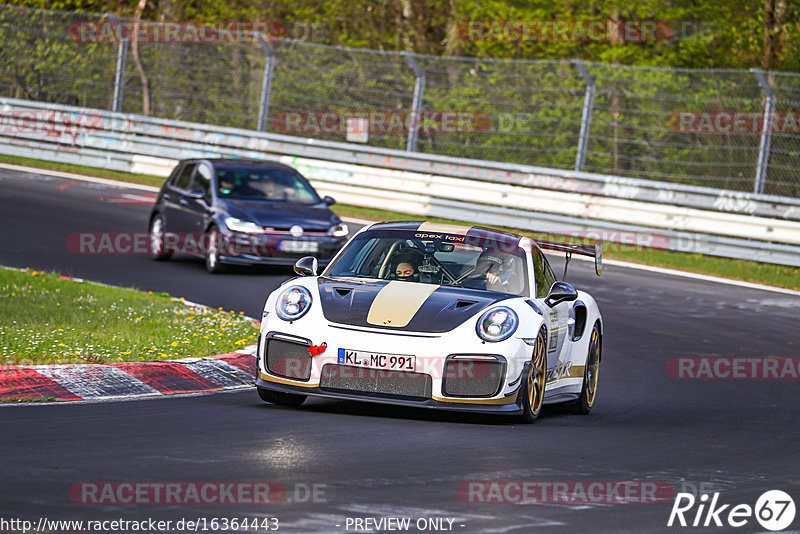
(216, 166, 320, 202)
(325, 229, 529, 296)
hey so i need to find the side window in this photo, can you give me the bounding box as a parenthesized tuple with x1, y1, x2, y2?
(532, 249, 556, 298)
(173, 163, 196, 191)
(193, 164, 212, 196)
(541, 254, 557, 295)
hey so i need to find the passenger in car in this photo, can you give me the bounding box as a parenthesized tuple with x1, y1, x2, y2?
(388, 250, 422, 282)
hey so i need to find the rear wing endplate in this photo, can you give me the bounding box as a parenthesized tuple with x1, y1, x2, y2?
(537, 240, 602, 277)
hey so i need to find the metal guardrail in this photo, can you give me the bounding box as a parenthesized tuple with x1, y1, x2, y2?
(2, 96, 800, 267)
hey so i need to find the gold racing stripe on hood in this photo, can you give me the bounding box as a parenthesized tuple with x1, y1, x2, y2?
(367, 281, 438, 328)
(416, 222, 472, 235)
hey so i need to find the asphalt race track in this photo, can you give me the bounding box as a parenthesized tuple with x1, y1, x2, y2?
(1, 166, 800, 533)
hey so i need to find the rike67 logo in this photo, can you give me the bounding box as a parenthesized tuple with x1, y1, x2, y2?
(668, 490, 796, 531)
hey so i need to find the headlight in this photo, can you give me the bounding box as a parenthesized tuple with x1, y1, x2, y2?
(276, 286, 312, 321)
(330, 223, 349, 237)
(225, 217, 262, 234)
(476, 306, 518, 342)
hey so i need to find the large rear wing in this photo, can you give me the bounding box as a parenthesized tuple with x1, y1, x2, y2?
(537, 240, 603, 277)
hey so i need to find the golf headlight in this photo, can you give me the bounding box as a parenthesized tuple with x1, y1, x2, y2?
(276, 286, 312, 321)
(225, 217, 262, 234)
(476, 307, 518, 342)
(330, 223, 349, 237)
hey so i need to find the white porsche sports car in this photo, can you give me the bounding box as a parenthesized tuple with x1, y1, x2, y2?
(256, 222, 603, 422)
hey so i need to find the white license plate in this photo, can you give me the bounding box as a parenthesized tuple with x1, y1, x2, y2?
(279, 240, 318, 253)
(338, 348, 416, 372)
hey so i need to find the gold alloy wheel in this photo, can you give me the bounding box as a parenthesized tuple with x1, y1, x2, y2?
(527, 330, 547, 417)
(585, 327, 600, 407)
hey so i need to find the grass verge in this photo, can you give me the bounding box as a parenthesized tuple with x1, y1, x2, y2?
(1, 153, 797, 291)
(0, 153, 165, 187)
(0, 396, 56, 403)
(0, 267, 259, 365)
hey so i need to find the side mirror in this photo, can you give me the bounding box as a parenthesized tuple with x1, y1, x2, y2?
(323, 196, 336, 206)
(294, 256, 318, 277)
(186, 189, 205, 199)
(545, 281, 578, 307)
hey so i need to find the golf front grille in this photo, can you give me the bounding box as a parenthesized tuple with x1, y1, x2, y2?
(442, 357, 505, 397)
(266, 338, 312, 381)
(319, 364, 432, 400)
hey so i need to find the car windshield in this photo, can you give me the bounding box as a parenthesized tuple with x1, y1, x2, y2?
(216, 166, 320, 202)
(325, 229, 529, 296)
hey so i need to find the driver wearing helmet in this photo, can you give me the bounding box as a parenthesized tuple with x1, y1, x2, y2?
(464, 249, 518, 291)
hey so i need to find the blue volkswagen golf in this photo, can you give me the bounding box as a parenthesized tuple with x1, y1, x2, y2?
(148, 159, 349, 273)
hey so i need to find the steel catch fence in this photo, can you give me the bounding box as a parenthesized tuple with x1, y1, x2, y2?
(1, 4, 798, 198)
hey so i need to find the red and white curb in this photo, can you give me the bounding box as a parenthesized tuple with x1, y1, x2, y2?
(2, 266, 262, 403)
(0, 346, 257, 402)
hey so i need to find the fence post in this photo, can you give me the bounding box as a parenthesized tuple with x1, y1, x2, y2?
(751, 68, 775, 195)
(257, 39, 276, 132)
(403, 52, 425, 152)
(572, 60, 595, 172)
(112, 39, 129, 112)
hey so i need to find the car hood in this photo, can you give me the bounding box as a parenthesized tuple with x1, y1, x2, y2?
(221, 200, 338, 231)
(316, 277, 513, 333)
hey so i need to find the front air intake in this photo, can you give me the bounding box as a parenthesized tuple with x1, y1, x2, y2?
(266, 337, 312, 381)
(319, 364, 432, 400)
(442, 355, 505, 398)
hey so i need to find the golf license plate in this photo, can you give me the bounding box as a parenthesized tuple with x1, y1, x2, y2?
(338, 348, 416, 372)
(278, 240, 318, 253)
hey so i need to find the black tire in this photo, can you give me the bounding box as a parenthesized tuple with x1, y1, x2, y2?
(204, 225, 226, 274)
(148, 214, 172, 261)
(257, 387, 307, 406)
(520, 326, 547, 423)
(569, 322, 601, 415)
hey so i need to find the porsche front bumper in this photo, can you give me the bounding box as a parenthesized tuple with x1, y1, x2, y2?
(255, 325, 531, 415)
